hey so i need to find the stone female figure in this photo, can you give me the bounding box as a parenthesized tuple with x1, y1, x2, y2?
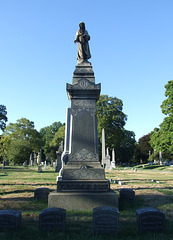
(74, 22, 91, 63)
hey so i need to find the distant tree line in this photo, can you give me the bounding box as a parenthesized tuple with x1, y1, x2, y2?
(0, 80, 172, 164)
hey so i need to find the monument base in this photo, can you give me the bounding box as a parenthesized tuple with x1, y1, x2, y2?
(48, 189, 118, 210)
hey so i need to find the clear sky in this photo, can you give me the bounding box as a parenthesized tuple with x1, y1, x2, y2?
(0, 0, 172, 141)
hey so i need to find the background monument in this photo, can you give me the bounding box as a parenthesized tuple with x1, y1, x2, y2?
(48, 22, 118, 210)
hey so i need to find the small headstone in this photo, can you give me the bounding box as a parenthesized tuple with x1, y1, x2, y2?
(114, 180, 118, 184)
(38, 165, 42, 173)
(118, 181, 125, 185)
(0, 209, 22, 230)
(119, 188, 135, 202)
(6, 159, 9, 166)
(34, 188, 50, 201)
(44, 161, 47, 170)
(39, 207, 66, 231)
(136, 207, 165, 233)
(51, 160, 53, 167)
(23, 160, 27, 167)
(92, 206, 119, 234)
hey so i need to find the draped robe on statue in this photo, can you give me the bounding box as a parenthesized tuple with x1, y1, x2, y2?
(74, 29, 91, 61)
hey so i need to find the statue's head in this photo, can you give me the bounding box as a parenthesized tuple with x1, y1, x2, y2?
(79, 22, 85, 30)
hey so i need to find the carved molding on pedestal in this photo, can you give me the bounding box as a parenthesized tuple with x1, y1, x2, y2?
(69, 148, 99, 162)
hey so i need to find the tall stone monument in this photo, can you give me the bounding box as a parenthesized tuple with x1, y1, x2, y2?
(48, 22, 118, 210)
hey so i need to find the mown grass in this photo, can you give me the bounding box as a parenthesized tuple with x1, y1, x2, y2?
(0, 164, 173, 239)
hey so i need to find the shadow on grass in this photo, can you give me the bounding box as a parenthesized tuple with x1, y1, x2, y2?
(0, 183, 56, 186)
(0, 189, 35, 195)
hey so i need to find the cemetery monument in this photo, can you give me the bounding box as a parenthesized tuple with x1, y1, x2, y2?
(48, 22, 118, 210)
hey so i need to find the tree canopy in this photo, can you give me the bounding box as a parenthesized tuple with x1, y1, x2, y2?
(0, 105, 8, 131)
(134, 133, 153, 163)
(1, 118, 42, 163)
(97, 95, 135, 163)
(150, 80, 173, 159)
(39, 121, 65, 159)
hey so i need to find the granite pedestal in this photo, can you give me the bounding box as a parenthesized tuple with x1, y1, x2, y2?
(48, 61, 118, 210)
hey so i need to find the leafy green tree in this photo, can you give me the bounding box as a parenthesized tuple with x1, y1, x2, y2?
(0, 105, 8, 131)
(2, 118, 42, 164)
(134, 134, 153, 163)
(150, 80, 173, 159)
(50, 125, 65, 158)
(40, 122, 64, 158)
(118, 130, 136, 163)
(97, 95, 135, 162)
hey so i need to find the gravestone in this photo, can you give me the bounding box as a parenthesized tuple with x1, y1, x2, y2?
(23, 160, 27, 167)
(111, 148, 116, 169)
(105, 148, 111, 170)
(44, 161, 46, 170)
(39, 207, 66, 231)
(38, 164, 42, 173)
(136, 207, 165, 233)
(101, 128, 106, 167)
(119, 188, 135, 202)
(55, 142, 63, 172)
(6, 159, 9, 166)
(0, 209, 22, 230)
(48, 22, 118, 210)
(60, 108, 71, 169)
(92, 206, 119, 234)
(34, 188, 50, 201)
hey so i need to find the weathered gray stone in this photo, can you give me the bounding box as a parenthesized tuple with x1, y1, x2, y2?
(136, 207, 165, 233)
(0, 209, 22, 230)
(48, 190, 118, 210)
(34, 188, 50, 201)
(49, 27, 118, 210)
(38, 165, 42, 173)
(92, 206, 119, 234)
(101, 128, 106, 167)
(119, 188, 135, 202)
(39, 207, 66, 231)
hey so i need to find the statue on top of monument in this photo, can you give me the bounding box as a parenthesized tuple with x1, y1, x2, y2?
(74, 22, 91, 63)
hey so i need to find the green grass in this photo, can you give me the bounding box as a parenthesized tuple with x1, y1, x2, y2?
(0, 165, 173, 239)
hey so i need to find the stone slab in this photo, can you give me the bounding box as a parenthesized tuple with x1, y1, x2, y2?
(34, 188, 50, 201)
(92, 206, 119, 233)
(136, 207, 165, 233)
(0, 209, 22, 230)
(119, 188, 135, 202)
(48, 190, 118, 210)
(39, 207, 66, 231)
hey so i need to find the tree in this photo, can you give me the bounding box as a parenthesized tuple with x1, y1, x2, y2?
(2, 118, 42, 164)
(0, 105, 8, 131)
(40, 122, 64, 158)
(134, 133, 153, 163)
(150, 80, 173, 159)
(96, 95, 135, 162)
(118, 130, 136, 163)
(50, 125, 65, 158)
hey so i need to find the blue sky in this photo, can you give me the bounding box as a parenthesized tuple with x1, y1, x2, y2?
(0, 0, 172, 141)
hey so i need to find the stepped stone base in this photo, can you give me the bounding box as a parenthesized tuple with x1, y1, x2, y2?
(48, 190, 118, 210)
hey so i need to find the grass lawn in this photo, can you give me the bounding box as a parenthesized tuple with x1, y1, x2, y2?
(0, 164, 173, 239)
